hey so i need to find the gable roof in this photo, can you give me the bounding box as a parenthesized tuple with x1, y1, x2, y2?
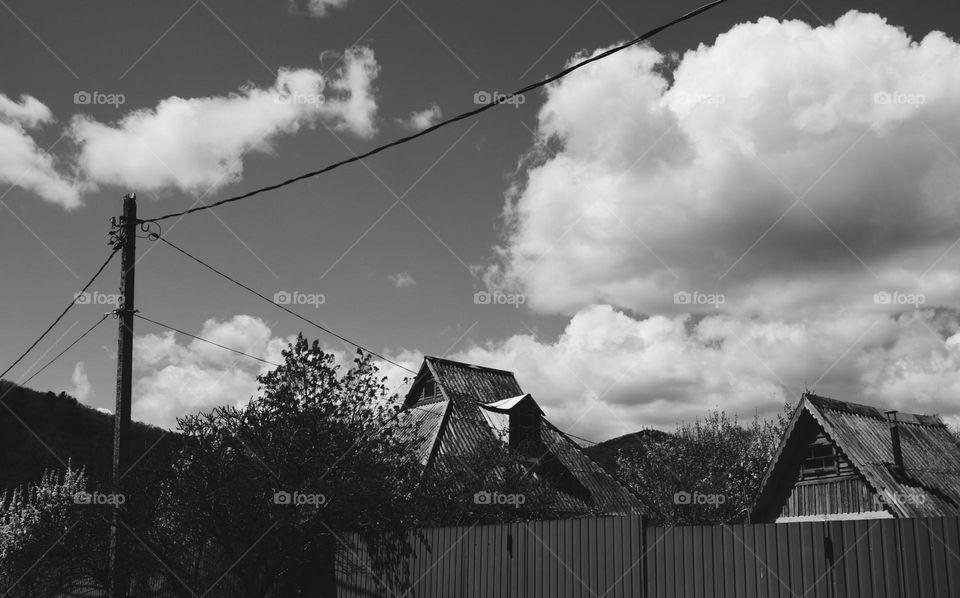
(404, 356, 524, 406)
(754, 393, 960, 519)
(400, 357, 647, 516)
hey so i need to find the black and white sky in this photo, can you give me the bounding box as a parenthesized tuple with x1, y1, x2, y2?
(2, 0, 960, 441)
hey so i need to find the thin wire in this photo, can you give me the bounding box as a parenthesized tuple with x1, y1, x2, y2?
(1, 245, 121, 380)
(140, 0, 728, 224)
(564, 431, 599, 445)
(134, 313, 282, 368)
(149, 233, 417, 374)
(20, 314, 112, 387)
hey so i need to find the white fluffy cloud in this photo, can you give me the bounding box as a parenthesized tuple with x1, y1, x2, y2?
(388, 271, 417, 288)
(488, 12, 960, 319)
(133, 315, 297, 429)
(0, 93, 82, 209)
(470, 12, 960, 439)
(451, 305, 960, 441)
(71, 47, 380, 194)
(290, 0, 350, 18)
(66, 361, 93, 403)
(398, 104, 442, 131)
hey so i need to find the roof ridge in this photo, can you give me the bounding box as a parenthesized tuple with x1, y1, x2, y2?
(423, 355, 517, 376)
(803, 393, 944, 427)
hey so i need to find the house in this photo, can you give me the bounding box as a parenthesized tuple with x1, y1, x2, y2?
(752, 392, 960, 523)
(400, 356, 646, 516)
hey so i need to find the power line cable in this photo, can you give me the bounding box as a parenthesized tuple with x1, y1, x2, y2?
(134, 313, 283, 368)
(149, 233, 417, 374)
(140, 0, 728, 224)
(20, 313, 112, 387)
(1, 246, 121, 380)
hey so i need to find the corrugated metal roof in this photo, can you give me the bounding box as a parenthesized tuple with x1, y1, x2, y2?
(400, 357, 647, 516)
(425, 356, 524, 405)
(755, 393, 960, 519)
(805, 394, 960, 518)
(398, 400, 448, 465)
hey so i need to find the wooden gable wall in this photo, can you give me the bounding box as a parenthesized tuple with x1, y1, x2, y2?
(760, 411, 887, 521)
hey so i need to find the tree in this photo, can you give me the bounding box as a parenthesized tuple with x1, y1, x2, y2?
(0, 467, 103, 598)
(153, 336, 425, 597)
(617, 404, 791, 526)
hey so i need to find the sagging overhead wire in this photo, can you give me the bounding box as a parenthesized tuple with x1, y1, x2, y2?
(20, 313, 112, 387)
(134, 313, 283, 368)
(0, 246, 121, 381)
(139, 0, 728, 224)
(146, 230, 417, 375)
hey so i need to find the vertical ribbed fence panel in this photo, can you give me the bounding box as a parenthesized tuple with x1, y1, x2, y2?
(643, 516, 960, 598)
(337, 515, 645, 598)
(338, 516, 960, 598)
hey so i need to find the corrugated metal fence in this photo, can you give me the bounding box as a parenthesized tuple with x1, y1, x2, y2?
(338, 515, 960, 598)
(338, 514, 645, 598)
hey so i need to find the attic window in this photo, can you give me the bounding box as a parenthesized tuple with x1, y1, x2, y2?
(420, 380, 439, 401)
(800, 440, 839, 480)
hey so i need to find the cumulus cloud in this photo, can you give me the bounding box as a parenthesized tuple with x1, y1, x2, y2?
(289, 0, 350, 18)
(398, 104, 442, 131)
(66, 361, 93, 403)
(450, 305, 960, 441)
(488, 12, 960, 319)
(133, 315, 297, 429)
(388, 271, 417, 288)
(71, 47, 380, 194)
(0, 93, 82, 209)
(468, 12, 960, 439)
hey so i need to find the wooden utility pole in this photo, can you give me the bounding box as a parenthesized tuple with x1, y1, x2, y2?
(108, 193, 136, 598)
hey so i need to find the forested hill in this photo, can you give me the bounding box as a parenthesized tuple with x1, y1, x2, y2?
(0, 381, 180, 492)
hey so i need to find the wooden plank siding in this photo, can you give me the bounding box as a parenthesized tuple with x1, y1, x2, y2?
(780, 475, 877, 518)
(338, 515, 960, 598)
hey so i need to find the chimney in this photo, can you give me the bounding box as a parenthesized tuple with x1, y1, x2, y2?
(885, 410, 905, 474)
(510, 409, 543, 457)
